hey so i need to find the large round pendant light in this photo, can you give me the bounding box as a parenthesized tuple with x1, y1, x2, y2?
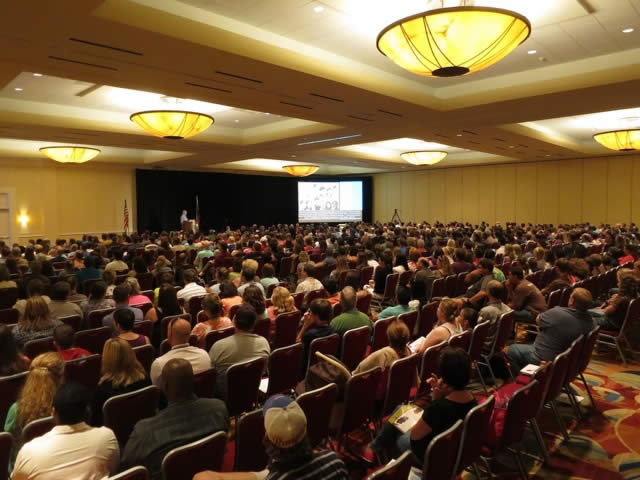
(282, 164, 319, 177)
(593, 130, 640, 152)
(129, 110, 214, 139)
(401, 151, 447, 166)
(39, 146, 100, 163)
(377, 6, 531, 77)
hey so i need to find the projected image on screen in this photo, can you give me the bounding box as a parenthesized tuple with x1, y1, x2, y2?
(298, 181, 363, 223)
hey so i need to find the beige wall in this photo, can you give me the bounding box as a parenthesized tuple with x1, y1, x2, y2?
(0, 160, 136, 244)
(373, 155, 640, 226)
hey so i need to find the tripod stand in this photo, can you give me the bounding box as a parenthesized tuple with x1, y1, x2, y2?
(391, 208, 402, 224)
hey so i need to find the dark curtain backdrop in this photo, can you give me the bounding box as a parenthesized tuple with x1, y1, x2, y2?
(136, 169, 372, 232)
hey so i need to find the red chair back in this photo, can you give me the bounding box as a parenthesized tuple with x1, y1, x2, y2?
(371, 316, 394, 352)
(74, 326, 111, 354)
(234, 410, 268, 472)
(547, 289, 561, 308)
(273, 310, 302, 349)
(418, 341, 447, 396)
(0, 288, 18, 310)
(228, 303, 241, 320)
(332, 302, 343, 317)
(448, 329, 472, 351)
(22, 416, 55, 443)
(456, 272, 468, 297)
(307, 334, 340, 373)
(0, 308, 19, 325)
(419, 301, 438, 337)
(381, 354, 419, 417)
(559, 286, 573, 307)
(132, 319, 153, 338)
(579, 326, 600, 375)
(564, 334, 586, 385)
(131, 303, 153, 316)
(490, 311, 514, 356)
(340, 325, 371, 371)
(88, 308, 116, 329)
(382, 273, 400, 302)
(617, 298, 640, 337)
(422, 419, 464, 480)
(0, 432, 12, 480)
(278, 256, 293, 277)
(468, 321, 491, 361)
(188, 295, 205, 315)
(193, 367, 217, 399)
(366, 450, 413, 480)
(453, 395, 495, 477)
(339, 367, 382, 437)
(297, 383, 338, 448)
(24, 336, 56, 359)
(205, 327, 235, 351)
(0, 371, 27, 426)
(357, 292, 372, 315)
(398, 270, 414, 289)
(291, 292, 305, 311)
(339, 269, 358, 290)
(226, 357, 265, 417)
(103, 385, 160, 446)
(58, 314, 82, 332)
(398, 310, 418, 336)
(431, 278, 445, 298)
(109, 466, 149, 480)
(253, 319, 271, 343)
(360, 266, 374, 288)
(136, 272, 153, 291)
(133, 344, 155, 375)
(498, 381, 537, 450)
(444, 274, 457, 298)
(267, 343, 304, 397)
(305, 289, 328, 305)
(64, 354, 102, 391)
(161, 313, 192, 340)
(544, 346, 571, 403)
(161, 431, 226, 480)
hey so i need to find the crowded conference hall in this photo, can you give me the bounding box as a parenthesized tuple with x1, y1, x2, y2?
(2, 1, 640, 479)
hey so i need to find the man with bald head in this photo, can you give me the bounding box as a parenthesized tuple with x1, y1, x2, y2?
(122, 359, 229, 480)
(329, 286, 372, 337)
(150, 317, 211, 386)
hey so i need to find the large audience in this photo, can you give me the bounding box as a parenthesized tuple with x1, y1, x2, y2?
(1, 220, 639, 479)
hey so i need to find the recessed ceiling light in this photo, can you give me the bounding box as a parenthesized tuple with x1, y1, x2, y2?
(545, 154, 551, 157)
(456, 133, 463, 137)
(527, 49, 537, 54)
(509, 145, 515, 148)
(290, 155, 296, 158)
(622, 28, 634, 33)
(14, 87, 23, 91)
(234, 119, 239, 123)
(32, 73, 43, 77)
(313, 5, 324, 13)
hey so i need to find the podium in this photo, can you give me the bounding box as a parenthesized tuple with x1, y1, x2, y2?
(182, 220, 195, 234)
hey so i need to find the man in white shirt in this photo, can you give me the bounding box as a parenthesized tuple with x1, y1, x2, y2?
(295, 262, 324, 306)
(177, 269, 206, 311)
(237, 267, 265, 297)
(104, 248, 129, 273)
(12, 382, 119, 480)
(150, 318, 211, 386)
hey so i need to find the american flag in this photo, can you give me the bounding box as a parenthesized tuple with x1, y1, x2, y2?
(124, 200, 129, 234)
(195, 195, 200, 230)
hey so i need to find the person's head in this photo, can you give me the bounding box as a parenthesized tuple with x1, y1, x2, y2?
(437, 255, 452, 275)
(619, 275, 638, 299)
(102, 269, 115, 286)
(486, 280, 504, 302)
(50, 281, 71, 301)
(322, 276, 339, 296)
(26, 279, 45, 297)
(125, 276, 142, 295)
(396, 286, 411, 306)
(100, 338, 146, 388)
(157, 284, 179, 314)
(302, 262, 315, 279)
(478, 258, 494, 275)
(568, 287, 592, 312)
(508, 266, 524, 285)
(263, 395, 308, 458)
(241, 267, 257, 283)
(457, 307, 478, 330)
(219, 280, 239, 299)
(22, 296, 52, 330)
(201, 293, 222, 320)
(533, 247, 545, 261)
(555, 258, 571, 275)
(114, 308, 135, 333)
(387, 320, 410, 354)
(111, 248, 124, 261)
(14, 352, 65, 431)
(344, 271, 360, 291)
(339, 286, 357, 312)
(308, 298, 332, 325)
(52, 382, 90, 426)
(183, 269, 197, 284)
(112, 283, 131, 304)
(262, 263, 275, 279)
(234, 304, 257, 332)
(168, 317, 192, 346)
(438, 347, 471, 391)
(0, 324, 23, 375)
(133, 257, 147, 274)
(271, 287, 294, 313)
(243, 285, 266, 315)
(88, 280, 108, 301)
(437, 297, 458, 324)
(53, 324, 76, 350)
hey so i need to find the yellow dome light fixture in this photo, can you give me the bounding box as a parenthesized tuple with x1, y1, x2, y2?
(129, 110, 214, 139)
(377, 5, 531, 77)
(593, 130, 640, 152)
(39, 146, 101, 164)
(282, 164, 319, 177)
(401, 151, 447, 166)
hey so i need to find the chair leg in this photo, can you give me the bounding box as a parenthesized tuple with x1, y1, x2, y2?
(512, 450, 528, 480)
(550, 400, 570, 442)
(479, 456, 493, 478)
(580, 373, 597, 411)
(474, 361, 488, 393)
(529, 418, 551, 466)
(615, 338, 628, 366)
(564, 385, 582, 420)
(471, 462, 483, 479)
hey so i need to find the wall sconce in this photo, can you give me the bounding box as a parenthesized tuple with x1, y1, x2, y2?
(18, 213, 29, 228)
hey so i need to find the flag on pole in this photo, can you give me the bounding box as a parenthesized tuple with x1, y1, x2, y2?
(124, 200, 129, 234)
(195, 195, 200, 232)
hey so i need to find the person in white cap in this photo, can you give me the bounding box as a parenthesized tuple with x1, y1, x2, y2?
(194, 394, 348, 480)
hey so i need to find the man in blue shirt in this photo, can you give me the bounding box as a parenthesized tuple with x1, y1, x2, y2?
(378, 286, 412, 320)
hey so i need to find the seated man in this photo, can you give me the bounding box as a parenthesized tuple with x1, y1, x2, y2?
(47, 281, 83, 321)
(150, 317, 211, 386)
(209, 305, 270, 399)
(506, 266, 547, 324)
(104, 248, 129, 273)
(507, 287, 594, 375)
(295, 263, 324, 306)
(177, 269, 207, 310)
(12, 382, 119, 480)
(296, 299, 335, 373)
(477, 280, 512, 353)
(377, 286, 412, 320)
(122, 359, 229, 480)
(237, 266, 265, 297)
(330, 287, 373, 337)
(463, 259, 495, 306)
(53, 324, 91, 361)
(194, 394, 347, 480)
(103, 283, 144, 334)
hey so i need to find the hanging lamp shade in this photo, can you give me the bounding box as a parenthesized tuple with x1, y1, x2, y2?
(401, 151, 447, 166)
(129, 110, 214, 139)
(282, 164, 319, 176)
(593, 130, 640, 152)
(377, 6, 531, 77)
(39, 146, 100, 163)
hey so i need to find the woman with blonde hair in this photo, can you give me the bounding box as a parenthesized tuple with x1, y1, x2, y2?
(191, 293, 232, 347)
(125, 277, 151, 305)
(12, 296, 62, 348)
(417, 297, 462, 353)
(353, 320, 413, 374)
(330, 255, 349, 279)
(267, 286, 296, 326)
(4, 352, 65, 465)
(435, 255, 453, 278)
(91, 338, 149, 426)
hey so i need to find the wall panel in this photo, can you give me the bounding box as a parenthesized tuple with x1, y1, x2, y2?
(461, 167, 479, 224)
(536, 162, 558, 225)
(476, 167, 496, 225)
(494, 165, 516, 224)
(515, 164, 537, 224)
(607, 157, 632, 225)
(429, 170, 446, 223)
(445, 168, 462, 222)
(582, 158, 607, 225)
(556, 160, 583, 224)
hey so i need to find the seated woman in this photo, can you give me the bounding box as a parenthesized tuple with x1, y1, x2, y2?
(268, 286, 296, 322)
(416, 298, 461, 354)
(393, 254, 409, 274)
(126, 277, 151, 305)
(191, 293, 232, 347)
(323, 276, 341, 305)
(353, 319, 412, 375)
(115, 308, 150, 347)
(362, 347, 477, 464)
(12, 296, 63, 349)
(102, 269, 117, 298)
(0, 324, 30, 377)
(243, 285, 269, 321)
(219, 281, 243, 318)
(91, 338, 150, 426)
(81, 281, 116, 320)
(591, 274, 638, 331)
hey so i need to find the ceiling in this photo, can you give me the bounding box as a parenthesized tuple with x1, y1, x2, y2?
(0, 0, 639, 176)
